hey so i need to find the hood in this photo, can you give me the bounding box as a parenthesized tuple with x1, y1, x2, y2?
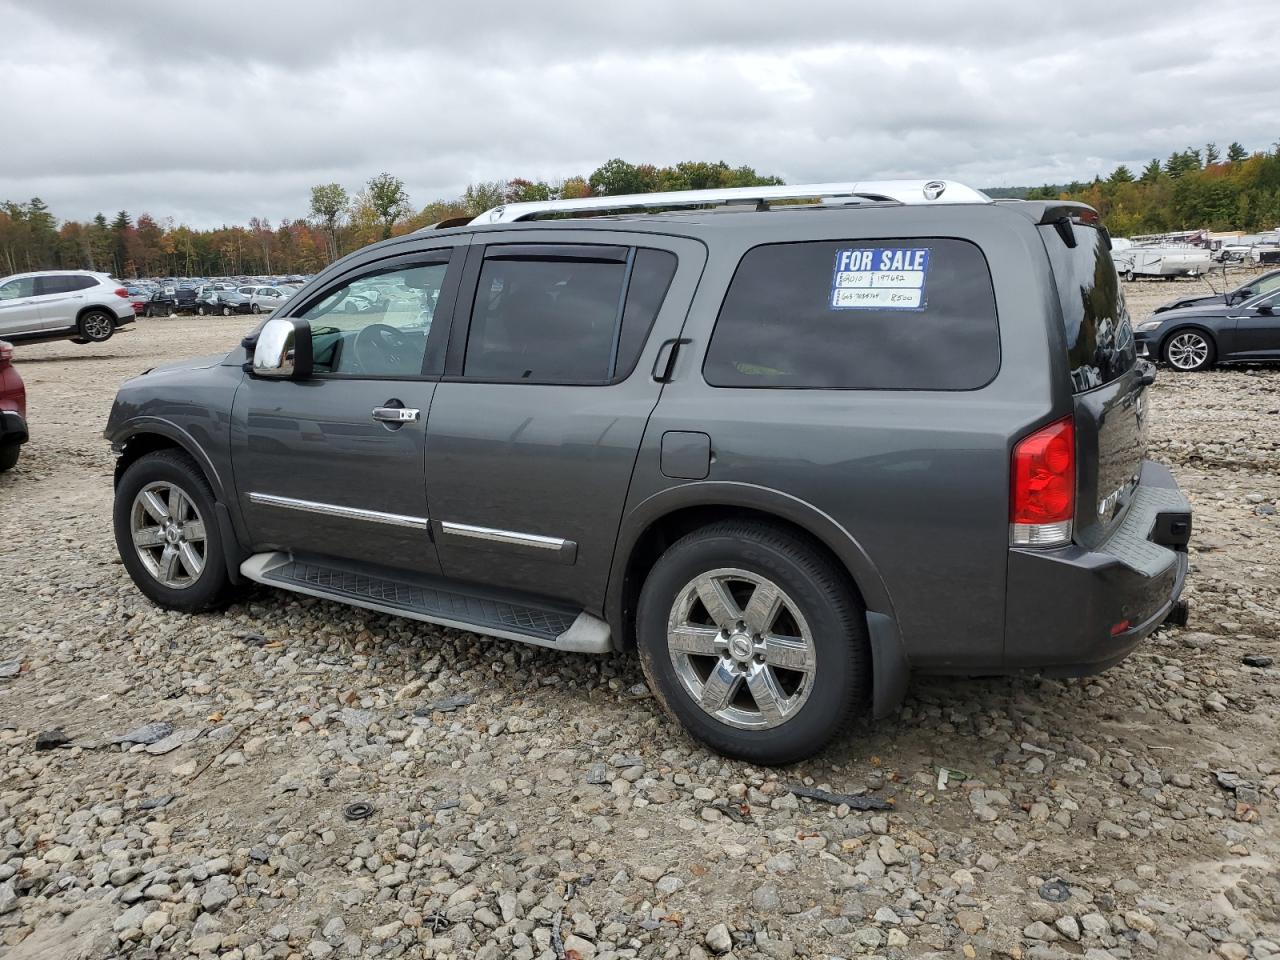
(145, 353, 228, 375)
(1154, 291, 1224, 313)
(1147, 301, 1236, 325)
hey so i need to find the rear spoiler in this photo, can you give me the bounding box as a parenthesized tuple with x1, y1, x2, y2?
(994, 200, 1109, 250)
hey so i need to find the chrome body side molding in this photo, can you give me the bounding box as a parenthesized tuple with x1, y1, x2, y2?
(248, 492, 429, 530)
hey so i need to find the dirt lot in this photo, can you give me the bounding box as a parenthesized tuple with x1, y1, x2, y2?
(1, 277, 1278, 960)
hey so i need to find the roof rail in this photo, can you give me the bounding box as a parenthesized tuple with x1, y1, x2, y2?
(463, 180, 990, 225)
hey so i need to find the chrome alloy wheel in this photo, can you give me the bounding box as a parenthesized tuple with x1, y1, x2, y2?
(82, 313, 113, 339)
(666, 568, 817, 730)
(1167, 332, 1209, 370)
(129, 481, 207, 588)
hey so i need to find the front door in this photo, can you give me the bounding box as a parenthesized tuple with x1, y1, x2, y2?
(423, 232, 704, 613)
(0, 276, 40, 337)
(1228, 290, 1280, 357)
(231, 245, 463, 575)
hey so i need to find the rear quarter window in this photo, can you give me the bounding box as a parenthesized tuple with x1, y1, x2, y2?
(703, 238, 1000, 390)
(1039, 222, 1135, 392)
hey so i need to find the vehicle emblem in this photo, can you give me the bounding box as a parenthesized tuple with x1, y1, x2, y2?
(923, 181, 946, 201)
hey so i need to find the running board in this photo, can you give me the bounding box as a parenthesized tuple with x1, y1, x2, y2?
(239, 552, 611, 654)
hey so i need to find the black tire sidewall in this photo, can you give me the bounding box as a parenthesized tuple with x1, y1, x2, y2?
(113, 452, 229, 612)
(79, 310, 114, 343)
(637, 527, 866, 765)
(0, 443, 19, 472)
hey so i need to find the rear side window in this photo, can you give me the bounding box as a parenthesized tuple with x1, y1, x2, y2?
(463, 245, 677, 383)
(36, 276, 87, 295)
(1039, 223, 1135, 392)
(703, 238, 1000, 390)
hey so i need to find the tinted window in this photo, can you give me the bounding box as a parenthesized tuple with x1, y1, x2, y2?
(465, 248, 628, 382)
(298, 261, 448, 377)
(615, 249, 677, 379)
(36, 276, 80, 295)
(1040, 223, 1135, 392)
(704, 239, 1000, 390)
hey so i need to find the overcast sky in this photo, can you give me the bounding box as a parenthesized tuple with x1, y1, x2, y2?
(4, 0, 1277, 229)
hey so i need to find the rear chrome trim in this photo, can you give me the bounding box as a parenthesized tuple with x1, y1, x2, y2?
(248, 492, 428, 530)
(439, 520, 565, 550)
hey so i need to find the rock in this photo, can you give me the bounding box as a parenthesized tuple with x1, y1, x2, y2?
(752, 884, 782, 912)
(113, 903, 151, 933)
(1055, 915, 1081, 941)
(955, 911, 985, 934)
(705, 922, 733, 954)
(141, 910, 169, 936)
(1024, 921, 1060, 942)
(444, 853, 477, 877)
(145, 728, 202, 755)
(0, 658, 21, 678)
(1096, 820, 1130, 840)
(112, 721, 174, 745)
(0, 880, 18, 915)
(35, 728, 72, 750)
(1242, 654, 1273, 668)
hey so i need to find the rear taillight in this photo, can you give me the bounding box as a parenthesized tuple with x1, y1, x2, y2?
(114, 287, 129, 298)
(1010, 416, 1075, 547)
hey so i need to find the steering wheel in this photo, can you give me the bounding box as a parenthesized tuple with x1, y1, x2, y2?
(354, 323, 411, 373)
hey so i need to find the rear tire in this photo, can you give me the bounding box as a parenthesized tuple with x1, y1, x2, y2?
(637, 520, 869, 765)
(251, 303, 262, 314)
(78, 309, 115, 343)
(197, 305, 206, 316)
(0, 443, 19, 472)
(1163, 328, 1215, 371)
(221, 306, 231, 317)
(113, 449, 234, 613)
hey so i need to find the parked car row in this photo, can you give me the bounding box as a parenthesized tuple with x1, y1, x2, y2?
(142, 283, 297, 317)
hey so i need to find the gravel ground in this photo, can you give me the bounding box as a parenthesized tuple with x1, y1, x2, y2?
(1, 278, 1278, 960)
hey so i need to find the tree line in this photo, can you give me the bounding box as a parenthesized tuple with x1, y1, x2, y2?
(6, 145, 1278, 278)
(1018, 141, 1280, 237)
(0, 159, 781, 279)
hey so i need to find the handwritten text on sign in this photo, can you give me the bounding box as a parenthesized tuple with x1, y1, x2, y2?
(830, 247, 930, 310)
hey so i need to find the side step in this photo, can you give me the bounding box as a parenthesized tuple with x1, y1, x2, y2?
(239, 552, 612, 654)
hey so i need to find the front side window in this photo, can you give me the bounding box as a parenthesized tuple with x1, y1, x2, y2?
(463, 245, 677, 383)
(704, 238, 1000, 390)
(0, 278, 35, 300)
(297, 261, 447, 377)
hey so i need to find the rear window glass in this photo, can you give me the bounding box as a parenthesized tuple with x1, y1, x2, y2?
(1040, 223, 1135, 392)
(703, 238, 1000, 390)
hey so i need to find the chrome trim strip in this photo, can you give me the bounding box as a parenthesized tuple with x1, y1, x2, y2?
(440, 520, 565, 550)
(248, 492, 428, 530)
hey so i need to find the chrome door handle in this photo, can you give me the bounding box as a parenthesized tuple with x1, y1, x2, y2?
(372, 406, 420, 423)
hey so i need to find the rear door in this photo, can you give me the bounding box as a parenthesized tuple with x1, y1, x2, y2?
(34, 275, 92, 330)
(422, 231, 703, 612)
(1037, 219, 1143, 549)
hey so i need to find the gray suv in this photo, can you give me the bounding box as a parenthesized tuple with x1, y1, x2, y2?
(105, 181, 1192, 764)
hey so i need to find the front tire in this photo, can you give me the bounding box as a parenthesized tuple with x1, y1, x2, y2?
(251, 303, 261, 314)
(222, 306, 231, 316)
(113, 449, 233, 612)
(78, 309, 115, 343)
(1163, 329, 1215, 371)
(637, 521, 869, 765)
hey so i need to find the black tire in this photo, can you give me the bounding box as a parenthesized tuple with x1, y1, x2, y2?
(1123, 269, 1136, 282)
(78, 309, 115, 343)
(1162, 328, 1216, 372)
(197, 305, 206, 316)
(113, 449, 233, 613)
(251, 303, 261, 314)
(637, 520, 870, 765)
(221, 306, 231, 317)
(0, 443, 19, 472)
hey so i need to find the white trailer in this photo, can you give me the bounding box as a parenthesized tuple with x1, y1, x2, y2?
(1111, 245, 1213, 279)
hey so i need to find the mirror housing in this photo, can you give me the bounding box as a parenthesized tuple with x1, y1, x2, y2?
(1256, 302, 1274, 315)
(252, 316, 312, 379)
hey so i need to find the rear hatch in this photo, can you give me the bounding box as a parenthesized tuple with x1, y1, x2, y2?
(1038, 216, 1145, 550)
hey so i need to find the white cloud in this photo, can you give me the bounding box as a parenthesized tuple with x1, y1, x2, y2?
(3, 0, 1277, 227)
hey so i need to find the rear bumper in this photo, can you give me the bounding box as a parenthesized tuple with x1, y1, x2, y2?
(1003, 460, 1191, 675)
(0, 409, 28, 447)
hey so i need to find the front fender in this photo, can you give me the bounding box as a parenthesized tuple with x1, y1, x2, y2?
(109, 416, 228, 501)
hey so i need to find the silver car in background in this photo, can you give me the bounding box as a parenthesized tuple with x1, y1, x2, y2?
(0, 270, 136, 345)
(236, 285, 294, 314)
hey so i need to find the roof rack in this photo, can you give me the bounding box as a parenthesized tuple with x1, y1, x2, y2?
(460, 180, 990, 226)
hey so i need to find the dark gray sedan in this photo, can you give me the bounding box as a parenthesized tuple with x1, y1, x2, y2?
(1134, 287, 1280, 370)
(1153, 267, 1280, 314)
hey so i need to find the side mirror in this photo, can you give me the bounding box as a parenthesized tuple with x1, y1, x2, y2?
(1256, 302, 1274, 315)
(252, 316, 312, 379)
